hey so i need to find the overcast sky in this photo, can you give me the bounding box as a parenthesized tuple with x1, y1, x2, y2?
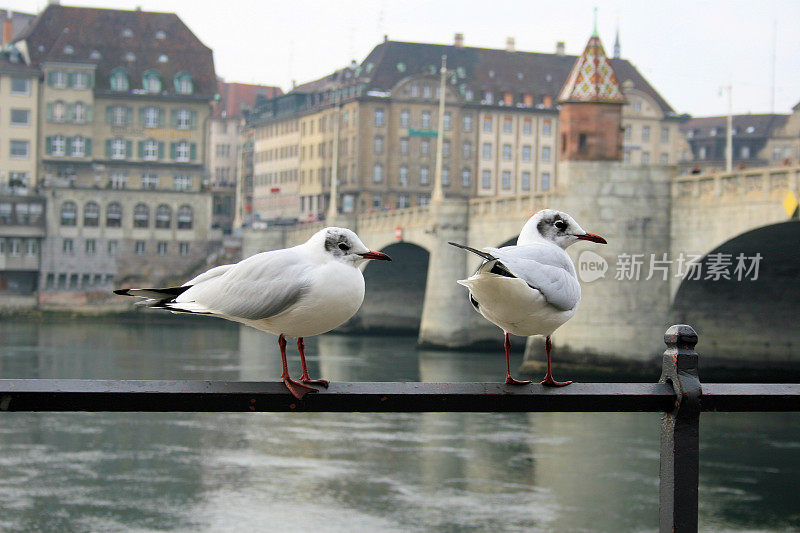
(9, 0, 800, 117)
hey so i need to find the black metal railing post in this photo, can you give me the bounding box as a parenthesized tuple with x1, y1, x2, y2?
(659, 324, 701, 532)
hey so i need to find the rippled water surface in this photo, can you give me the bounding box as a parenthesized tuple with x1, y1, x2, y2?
(0, 317, 798, 532)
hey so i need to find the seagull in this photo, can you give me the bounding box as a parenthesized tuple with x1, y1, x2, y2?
(114, 227, 391, 399)
(450, 209, 606, 386)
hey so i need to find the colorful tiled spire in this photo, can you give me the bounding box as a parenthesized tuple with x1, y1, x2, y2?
(557, 33, 626, 104)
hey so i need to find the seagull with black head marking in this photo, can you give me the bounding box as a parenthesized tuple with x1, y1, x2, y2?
(450, 209, 607, 386)
(115, 227, 391, 399)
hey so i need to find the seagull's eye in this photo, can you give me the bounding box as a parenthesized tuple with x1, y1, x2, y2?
(338, 242, 350, 252)
(554, 220, 566, 231)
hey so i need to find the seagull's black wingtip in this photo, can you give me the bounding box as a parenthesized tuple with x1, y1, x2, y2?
(113, 289, 131, 296)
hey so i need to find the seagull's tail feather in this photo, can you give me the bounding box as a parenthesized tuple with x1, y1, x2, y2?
(114, 286, 192, 300)
(447, 242, 496, 262)
(114, 285, 214, 315)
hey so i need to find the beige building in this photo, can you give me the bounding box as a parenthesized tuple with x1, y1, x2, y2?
(0, 48, 39, 192)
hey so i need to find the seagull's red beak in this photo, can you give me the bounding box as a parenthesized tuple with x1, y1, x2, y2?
(576, 233, 607, 244)
(359, 250, 392, 261)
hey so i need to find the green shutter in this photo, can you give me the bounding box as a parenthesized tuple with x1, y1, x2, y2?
(65, 104, 74, 122)
(170, 142, 177, 160)
(170, 110, 178, 128)
(105, 106, 113, 124)
(46, 103, 53, 122)
(88, 73, 95, 89)
(125, 140, 132, 158)
(67, 73, 75, 88)
(190, 110, 198, 129)
(137, 141, 144, 158)
(158, 141, 165, 159)
(65, 137, 72, 155)
(126, 107, 133, 125)
(45, 137, 53, 155)
(190, 143, 197, 161)
(105, 140, 112, 157)
(86, 105, 93, 123)
(85, 138, 92, 156)
(158, 109, 165, 127)
(139, 108, 146, 126)
(47, 72, 55, 86)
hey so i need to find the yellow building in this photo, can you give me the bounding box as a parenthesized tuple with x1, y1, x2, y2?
(0, 48, 39, 192)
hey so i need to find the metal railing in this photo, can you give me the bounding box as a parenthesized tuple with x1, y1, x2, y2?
(1, 324, 798, 532)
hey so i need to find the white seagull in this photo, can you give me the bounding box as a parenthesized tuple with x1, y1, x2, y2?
(450, 209, 606, 386)
(115, 227, 391, 399)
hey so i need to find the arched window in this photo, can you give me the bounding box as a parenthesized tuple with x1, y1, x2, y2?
(83, 202, 100, 226)
(106, 202, 122, 227)
(173, 72, 193, 95)
(155, 204, 171, 229)
(133, 203, 150, 228)
(73, 101, 87, 123)
(177, 205, 193, 229)
(142, 70, 161, 93)
(60, 201, 77, 226)
(109, 68, 129, 92)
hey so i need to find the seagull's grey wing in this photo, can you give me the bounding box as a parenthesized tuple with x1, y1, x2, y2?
(182, 263, 235, 287)
(174, 249, 313, 320)
(484, 244, 581, 311)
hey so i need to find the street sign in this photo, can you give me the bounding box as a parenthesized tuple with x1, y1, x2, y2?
(408, 128, 438, 137)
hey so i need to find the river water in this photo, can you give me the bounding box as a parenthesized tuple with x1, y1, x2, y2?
(0, 316, 797, 532)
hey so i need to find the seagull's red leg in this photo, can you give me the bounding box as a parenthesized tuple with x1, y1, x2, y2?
(504, 333, 531, 385)
(278, 334, 316, 399)
(541, 335, 572, 387)
(297, 337, 329, 387)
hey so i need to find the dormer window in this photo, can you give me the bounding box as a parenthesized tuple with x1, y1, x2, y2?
(90, 50, 102, 60)
(63, 45, 74, 55)
(174, 72, 194, 95)
(155, 30, 166, 40)
(110, 68, 129, 91)
(158, 54, 168, 63)
(746, 126, 755, 134)
(124, 52, 136, 62)
(142, 70, 162, 93)
(710, 128, 718, 136)
(122, 28, 133, 38)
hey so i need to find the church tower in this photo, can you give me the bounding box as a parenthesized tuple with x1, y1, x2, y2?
(557, 29, 626, 161)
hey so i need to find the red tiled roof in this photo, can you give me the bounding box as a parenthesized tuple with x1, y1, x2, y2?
(213, 81, 283, 118)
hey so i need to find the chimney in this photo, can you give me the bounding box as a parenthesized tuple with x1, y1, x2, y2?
(556, 41, 565, 56)
(543, 94, 553, 108)
(2, 17, 11, 46)
(505, 37, 515, 52)
(383, 34, 388, 43)
(454, 32, 464, 48)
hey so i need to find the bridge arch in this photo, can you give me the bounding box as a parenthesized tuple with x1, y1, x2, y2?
(671, 220, 800, 363)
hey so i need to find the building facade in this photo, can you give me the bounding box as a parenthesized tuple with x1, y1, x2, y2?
(0, 48, 39, 193)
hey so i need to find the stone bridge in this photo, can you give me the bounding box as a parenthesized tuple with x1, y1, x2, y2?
(243, 163, 800, 370)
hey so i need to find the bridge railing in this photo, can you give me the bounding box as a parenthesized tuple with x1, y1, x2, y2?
(469, 192, 552, 218)
(674, 164, 800, 198)
(1, 324, 798, 533)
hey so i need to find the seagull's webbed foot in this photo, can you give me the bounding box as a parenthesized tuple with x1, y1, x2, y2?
(301, 377, 330, 387)
(505, 376, 532, 386)
(540, 375, 573, 387)
(282, 376, 318, 400)
(297, 337, 329, 388)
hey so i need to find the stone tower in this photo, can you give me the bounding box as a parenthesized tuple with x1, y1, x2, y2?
(557, 31, 626, 161)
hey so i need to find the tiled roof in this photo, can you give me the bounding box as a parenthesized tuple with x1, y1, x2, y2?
(213, 81, 283, 118)
(0, 9, 36, 42)
(681, 114, 788, 139)
(289, 39, 676, 114)
(15, 4, 216, 97)
(558, 35, 625, 104)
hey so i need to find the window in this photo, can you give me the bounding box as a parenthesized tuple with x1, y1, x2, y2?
(624, 125, 632, 140)
(144, 107, 160, 128)
(108, 240, 118, 255)
(49, 135, 66, 156)
(72, 72, 90, 89)
(135, 241, 146, 255)
(501, 171, 511, 190)
(175, 141, 191, 162)
(174, 72, 194, 94)
(399, 138, 409, 155)
(521, 171, 531, 191)
(420, 166, 430, 185)
(541, 172, 551, 191)
(176, 109, 192, 129)
(174, 175, 191, 191)
(642, 126, 651, 142)
(463, 115, 473, 132)
(423, 85, 432, 98)
(11, 77, 30, 95)
(25, 239, 37, 256)
(399, 165, 408, 187)
(481, 170, 491, 189)
(482, 143, 491, 160)
(443, 112, 452, 130)
(463, 142, 472, 158)
(142, 140, 159, 161)
(110, 172, 127, 189)
(421, 112, 431, 129)
(10, 109, 30, 125)
(661, 127, 669, 143)
(400, 109, 410, 127)
(9, 239, 21, 256)
(740, 146, 751, 158)
(397, 194, 410, 209)
(374, 108, 385, 126)
(0, 203, 11, 224)
(699, 146, 707, 160)
(10, 140, 29, 158)
(133, 203, 150, 228)
(710, 128, 718, 137)
(85, 239, 96, 255)
(111, 139, 127, 159)
(143, 70, 161, 93)
(522, 145, 531, 161)
(483, 116, 492, 132)
(410, 85, 419, 97)
(60, 202, 77, 226)
(443, 140, 451, 157)
(177, 205, 193, 229)
(142, 172, 158, 189)
(660, 153, 669, 164)
(83, 202, 100, 226)
(51, 71, 68, 88)
(373, 163, 383, 183)
(461, 168, 471, 187)
(484, 91, 493, 105)
(420, 139, 430, 156)
(106, 203, 122, 227)
(156, 205, 171, 228)
(62, 238, 74, 254)
(633, 101, 642, 112)
(523, 119, 532, 135)
(73, 102, 87, 123)
(71, 136, 85, 157)
(542, 120, 552, 136)
(179, 242, 190, 255)
(374, 136, 383, 154)
(502, 144, 512, 161)
(112, 106, 128, 126)
(110, 69, 129, 91)
(157, 241, 168, 255)
(642, 152, 650, 164)
(542, 146, 551, 162)
(442, 167, 450, 186)
(503, 117, 512, 133)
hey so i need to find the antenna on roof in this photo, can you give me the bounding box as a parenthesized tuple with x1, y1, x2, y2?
(592, 6, 598, 36)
